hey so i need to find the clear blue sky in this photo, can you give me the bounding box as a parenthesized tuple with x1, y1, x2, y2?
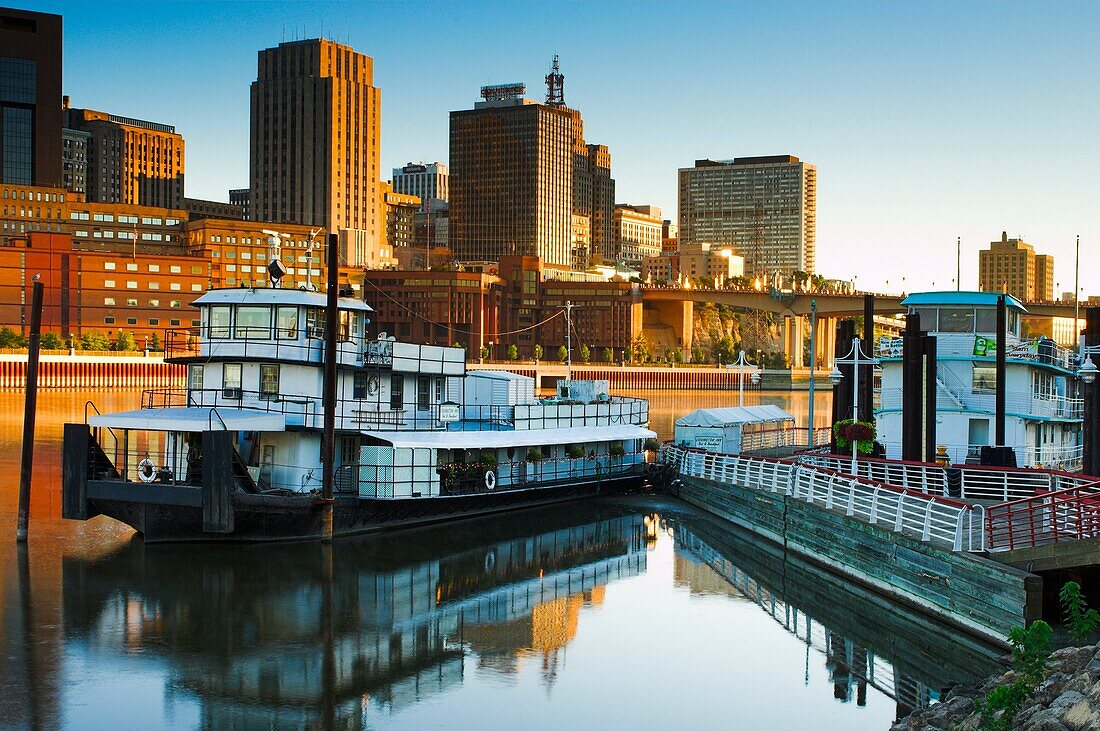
(17, 0, 1100, 295)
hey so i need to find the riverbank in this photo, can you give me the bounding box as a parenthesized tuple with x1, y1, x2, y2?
(893, 644, 1100, 730)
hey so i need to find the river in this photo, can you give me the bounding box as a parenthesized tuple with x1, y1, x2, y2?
(0, 389, 999, 730)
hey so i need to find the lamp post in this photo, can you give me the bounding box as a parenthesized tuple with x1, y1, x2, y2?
(734, 350, 761, 407)
(829, 336, 880, 473)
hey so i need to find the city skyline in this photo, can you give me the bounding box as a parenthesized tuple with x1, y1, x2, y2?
(17, 0, 1100, 295)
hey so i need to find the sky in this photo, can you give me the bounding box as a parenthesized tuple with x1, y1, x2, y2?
(17, 0, 1100, 295)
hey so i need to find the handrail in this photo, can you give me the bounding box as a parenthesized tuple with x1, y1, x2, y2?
(985, 480, 1100, 551)
(208, 406, 228, 432)
(664, 444, 984, 552)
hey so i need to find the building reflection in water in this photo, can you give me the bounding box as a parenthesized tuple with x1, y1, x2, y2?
(62, 505, 647, 728)
(670, 514, 1003, 723)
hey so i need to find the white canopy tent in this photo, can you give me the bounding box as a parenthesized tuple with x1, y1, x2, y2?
(674, 405, 795, 453)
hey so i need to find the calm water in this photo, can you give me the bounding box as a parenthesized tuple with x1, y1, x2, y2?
(0, 389, 1000, 730)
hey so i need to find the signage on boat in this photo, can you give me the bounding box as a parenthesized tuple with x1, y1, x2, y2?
(694, 435, 723, 450)
(438, 402, 461, 423)
(878, 337, 903, 358)
(974, 336, 1039, 358)
(973, 336, 996, 357)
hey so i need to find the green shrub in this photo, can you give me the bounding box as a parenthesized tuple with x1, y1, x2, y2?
(507, 344, 519, 361)
(533, 344, 544, 361)
(40, 332, 64, 350)
(579, 344, 591, 363)
(643, 438, 660, 452)
(478, 451, 497, 466)
(609, 443, 625, 458)
(0, 326, 25, 349)
(602, 347, 614, 363)
(557, 345, 568, 363)
(566, 444, 585, 459)
(976, 620, 1052, 730)
(526, 448, 544, 462)
(1060, 581, 1100, 645)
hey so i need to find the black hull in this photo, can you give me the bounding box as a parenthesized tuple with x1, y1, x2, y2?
(87, 477, 642, 543)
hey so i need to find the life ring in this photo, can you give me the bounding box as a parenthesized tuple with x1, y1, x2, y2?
(138, 458, 157, 483)
(484, 470, 497, 491)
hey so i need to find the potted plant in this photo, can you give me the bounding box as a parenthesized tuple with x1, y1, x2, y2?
(833, 419, 876, 456)
(609, 443, 626, 467)
(643, 438, 660, 463)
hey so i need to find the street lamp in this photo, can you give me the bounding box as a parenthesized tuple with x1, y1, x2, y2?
(830, 336, 880, 472)
(733, 350, 760, 407)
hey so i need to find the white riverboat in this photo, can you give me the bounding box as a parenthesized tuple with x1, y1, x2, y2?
(875, 291, 1082, 470)
(61, 287, 654, 541)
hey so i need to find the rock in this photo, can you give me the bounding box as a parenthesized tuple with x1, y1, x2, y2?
(1020, 708, 1072, 731)
(1055, 647, 1099, 676)
(1063, 671, 1097, 698)
(1063, 699, 1100, 730)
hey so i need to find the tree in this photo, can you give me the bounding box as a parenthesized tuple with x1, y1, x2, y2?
(479, 345, 490, 360)
(507, 344, 519, 361)
(692, 347, 706, 364)
(630, 333, 650, 363)
(149, 332, 162, 351)
(712, 335, 736, 365)
(557, 345, 568, 363)
(40, 332, 64, 350)
(668, 347, 682, 364)
(533, 344, 543, 362)
(579, 344, 591, 363)
(113, 330, 137, 352)
(602, 347, 614, 363)
(0, 327, 25, 349)
(81, 330, 110, 351)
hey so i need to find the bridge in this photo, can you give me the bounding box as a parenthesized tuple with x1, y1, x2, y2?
(639, 286, 1082, 368)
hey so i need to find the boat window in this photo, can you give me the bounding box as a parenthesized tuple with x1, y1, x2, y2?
(236, 306, 272, 339)
(209, 306, 231, 339)
(973, 364, 997, 394)
(939, 308, 974, 333)
(353, 372, 368, 400)
(975, 308, 997, 333)
(223, 363, 242, 398)
(276, 306, 298, 339)
(259, 364, 279, 400)
(188, 364, 203, 391)
(390, 374, 404, 410)
(910, 307, 936, 330)
(435, 378, 445, 402)
(338, 311, 352, 341)
(306, 308, 324, 339)
(417, 376, 431, 409)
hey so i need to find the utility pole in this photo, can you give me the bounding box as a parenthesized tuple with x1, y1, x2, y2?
(561, 301, 574, 381)
(956, 236, 961, 291)
(1075, 235, 1081, 338)
(17, 279, 43, 541)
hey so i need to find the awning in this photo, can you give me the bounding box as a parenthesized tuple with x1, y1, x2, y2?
(87, 407, 287, 432)
(363, 424, 655, 450)
(674, 405, 794, 428)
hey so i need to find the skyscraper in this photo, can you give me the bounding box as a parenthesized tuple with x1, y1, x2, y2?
(450, 60, 614, 269)
(678, 156, 817, 275)
(0, 7, 62, 187)
(978, 232, 1054, 301)
(392, 162, 448, 207)
(249, 38, 381, 239)
(450, 83, 574, 267)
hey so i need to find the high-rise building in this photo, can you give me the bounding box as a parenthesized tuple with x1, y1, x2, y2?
(229, 188, 250, 220)
(0, 7, 62, 187)
(379, 180, 420, 252)
(65, 105, 185, 208)
(249, 38, 381, 241)
(613, 204, 663, 266)
(392, 162, 447, 207)
(61, 126, 89, 193)
(450, 83, 574, 267)
(677, 156, 817, 275)
(978, 232, 1054, 301)
(450, 62, 614, 270)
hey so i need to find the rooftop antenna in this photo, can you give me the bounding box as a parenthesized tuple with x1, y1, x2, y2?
(545, 54, 565, 106)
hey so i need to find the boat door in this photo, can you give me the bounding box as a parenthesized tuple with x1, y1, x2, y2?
(337, 435, 360, 492)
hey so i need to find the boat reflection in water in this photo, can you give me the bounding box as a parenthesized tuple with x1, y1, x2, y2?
(62, 504, 647, 728)
(669, 510, 1004, 722)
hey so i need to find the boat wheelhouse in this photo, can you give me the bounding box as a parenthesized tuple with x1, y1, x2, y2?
(875, 291, 1082, 470)
(62, 287, 654, 541)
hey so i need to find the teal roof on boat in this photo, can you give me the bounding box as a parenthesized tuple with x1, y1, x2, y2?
(900, 291, 1028, 313)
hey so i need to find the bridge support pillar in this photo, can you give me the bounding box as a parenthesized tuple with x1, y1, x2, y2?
(783, 315, 805, 368)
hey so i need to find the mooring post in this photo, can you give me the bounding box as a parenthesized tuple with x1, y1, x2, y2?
(321, 232, 338, 542)
(995, 295, 1007, 449)
(16, 280, 44, 542)
(860, 294, 875, 423)
(1083, 308, 1100, 475)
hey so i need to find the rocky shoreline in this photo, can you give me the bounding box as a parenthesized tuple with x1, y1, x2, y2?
(893, 645, 1100, 731)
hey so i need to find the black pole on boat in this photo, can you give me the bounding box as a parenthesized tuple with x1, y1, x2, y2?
(860, 294, 875, 423)
(901, 311, 922, 461)
(995, 294, 1007, 449)
(922, 334, 938, 462)
(1083, 308, 1100, 475)
(16, 279, 43, 542)
(321, 233, 338, 542)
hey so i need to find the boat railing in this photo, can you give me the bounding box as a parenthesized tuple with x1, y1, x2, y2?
(664, 444, 984, 551)
(739, 426, 833, 455)
(878, 387, 1083, 419)
(162, 326, 368, 367)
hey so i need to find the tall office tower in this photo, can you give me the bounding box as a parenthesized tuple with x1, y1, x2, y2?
(0, 7, 62, 186)
(229, 188, 250, 220)
(978, 232, 1055, 301)
(392, 162, 448, 207)
(61, 126, 89, 193)
(250, 38, 381, 238)
(677, 156, 817, 275)
(65, 105, 185, 208)
(450, 83, 574, 267)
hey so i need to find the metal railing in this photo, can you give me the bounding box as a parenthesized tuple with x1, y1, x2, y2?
(873, 439, 1083, 472)
(877, 387, 1083, 420)
(985, 481, 1100, 551)
(738, 426, 833, 455)
(665, 445, 985, 552)
(163, 326, 367, 367)
(796, 452, 1093, 503)
(877, 334, 1079, 370)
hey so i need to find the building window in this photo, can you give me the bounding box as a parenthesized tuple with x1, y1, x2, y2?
(353, 372, 368, 399)
(103, 297, 115, 306)
(170, 319, 181, 327)
(148, 318, 159, 326)
(126, 263, 138, 272)
(259, 364, 279, 400)
(126, 317, 137, 325)
(209, 306, 231, 338)
(104, 280, 115, 288)
(222, 363, 242, 398)
(104, 316, 115, 325)
(104, 262, 116, 270)
(170, 300, 181, 308)
(126, 298, 138, 306)
(126, 281, 137, 289)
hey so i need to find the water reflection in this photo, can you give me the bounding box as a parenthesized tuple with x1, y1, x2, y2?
(668, 508, 1004, 723)
(61, 504, 647, 728)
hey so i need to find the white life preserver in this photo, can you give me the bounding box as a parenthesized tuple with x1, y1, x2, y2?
(138, 458, 157, 483)
(484, 470, 497, 491)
